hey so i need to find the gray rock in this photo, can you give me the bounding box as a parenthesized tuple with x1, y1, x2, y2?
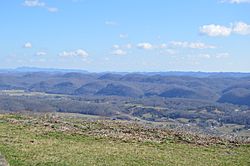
(0, 154, 8, 166)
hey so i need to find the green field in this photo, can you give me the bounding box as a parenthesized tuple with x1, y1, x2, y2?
(0, 113, 249, 166)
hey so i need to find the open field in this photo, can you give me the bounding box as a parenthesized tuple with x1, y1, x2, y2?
(0, 113, 249, 166)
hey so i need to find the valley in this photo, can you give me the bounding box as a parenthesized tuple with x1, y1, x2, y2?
(0, 71, 250, 137)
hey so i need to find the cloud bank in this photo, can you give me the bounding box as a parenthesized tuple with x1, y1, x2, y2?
(200, 22, 250, 36)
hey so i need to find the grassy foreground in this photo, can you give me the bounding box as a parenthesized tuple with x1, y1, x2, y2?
(0, 113, 249, 166)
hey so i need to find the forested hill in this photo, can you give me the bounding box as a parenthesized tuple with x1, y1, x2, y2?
(0, 70, 250, 136)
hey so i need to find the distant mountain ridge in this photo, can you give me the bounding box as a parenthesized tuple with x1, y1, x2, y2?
(0, 70, 250, 107)
(1, 67, 250, 78)
(0, 67, 88, 73)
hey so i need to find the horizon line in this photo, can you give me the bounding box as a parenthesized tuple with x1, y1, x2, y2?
(0, 66, 250, 74)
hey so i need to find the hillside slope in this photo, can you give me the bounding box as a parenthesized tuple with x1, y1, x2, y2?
(0, 113, 249, 166)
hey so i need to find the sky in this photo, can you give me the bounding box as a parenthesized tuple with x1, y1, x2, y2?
(1, 0, 250, 72)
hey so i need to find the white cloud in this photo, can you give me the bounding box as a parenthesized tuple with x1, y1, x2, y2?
(59, 49, 89, 58)
(125, 44, 132, 49)
(189, 42, 216, 49)
(170, 41, 215, 49)
(160, 49, 177, 55)
(113, 44, 132, 50)
(38, 58, 46, 62)
(23, 42, 32, 48)
(104, 57, 110, 61)
(113, 45, 120, 49)
(23, 0, 58, 13)
(199, 24, 232, 37)
(112, 49, 127, 56)
(200, 22, 250, 36)
(119, 34, 128, 38)
(215, 52, 230, 58)
(159, 43, 167, 49)
(197, 53, 230, 59)
(199, 54, 211, 59)
(220, 0, 250, 3)
(47, 7, 59, 13)
(232, 22, 250, 35)
(23, 0, 45, 7)
(137, 43, 153, 50)
(36, 51, 47, 56)
(165, 49, 177, 55)
(105, 21, 118, 26)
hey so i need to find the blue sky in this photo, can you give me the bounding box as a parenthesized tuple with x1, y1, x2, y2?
(1, 0, 250, 72)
